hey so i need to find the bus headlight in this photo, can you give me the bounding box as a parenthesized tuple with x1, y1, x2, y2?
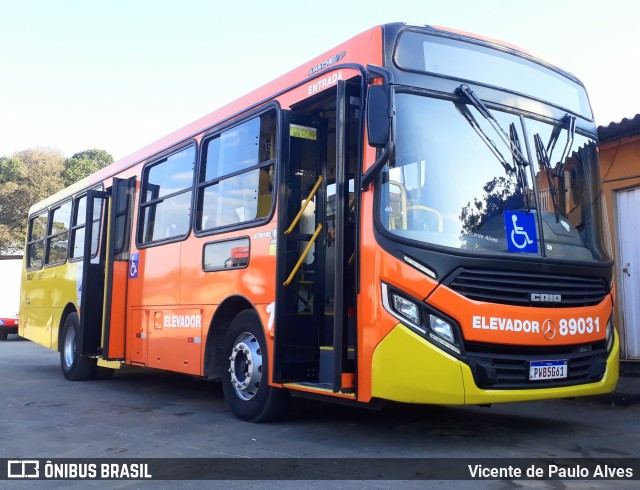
(392, 294, 420, 325)
(382, 283, 463, 357)
(427, 315, 460, 354)
(606, 315, 614, 352)
(429, 315, 455, 344)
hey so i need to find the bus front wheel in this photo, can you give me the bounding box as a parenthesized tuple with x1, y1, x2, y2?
(221, 309, 287, 422)
(60, 313, 96, 381)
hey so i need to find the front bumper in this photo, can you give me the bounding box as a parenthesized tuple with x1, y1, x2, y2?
(371, 323, 619, 405)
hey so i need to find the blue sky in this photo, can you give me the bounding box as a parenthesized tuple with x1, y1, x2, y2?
(1, 0, 638, 160)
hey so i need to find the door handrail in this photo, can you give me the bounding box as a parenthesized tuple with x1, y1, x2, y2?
(388, 179, 407, 230)
(283, 223, 323, 286)
(284, 175, 323, 235)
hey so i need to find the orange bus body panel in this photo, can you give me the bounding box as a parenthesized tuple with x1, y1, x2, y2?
(106, 260, 128, 359)
(147, 307, 202, 376)
(357, 149, 386, 402)
(428, 286, 610, 347)
(127, 308, 148, 365)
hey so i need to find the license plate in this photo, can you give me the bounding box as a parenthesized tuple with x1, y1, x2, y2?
(529, 360, 568, 381)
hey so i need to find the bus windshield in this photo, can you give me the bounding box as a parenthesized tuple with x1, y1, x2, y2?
(379, 94, 611, 263)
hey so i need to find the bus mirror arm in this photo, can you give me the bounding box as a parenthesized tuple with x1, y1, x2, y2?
(362, 64, 395, 191)
(361, 140, 394, 191)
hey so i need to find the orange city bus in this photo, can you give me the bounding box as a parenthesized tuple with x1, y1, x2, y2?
(20, 23, 618, 422)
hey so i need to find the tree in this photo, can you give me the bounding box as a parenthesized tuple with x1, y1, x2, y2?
(62, 149, 113, 186)
(0, 147, 114, 255)
(0, 156, 26, 184)
(460, 176, 523, 233)
(0, 148, 66, 254)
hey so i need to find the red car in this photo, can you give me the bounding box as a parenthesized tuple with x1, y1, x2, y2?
(0, 314, 18, 340)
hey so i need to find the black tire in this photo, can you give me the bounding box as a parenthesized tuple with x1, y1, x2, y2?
(60, 313, 96, 381)
(0, 330, 8, 341)
(221, 309, 288, 422)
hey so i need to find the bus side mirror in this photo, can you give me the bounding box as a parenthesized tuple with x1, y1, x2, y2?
(366, 85, 391, 148)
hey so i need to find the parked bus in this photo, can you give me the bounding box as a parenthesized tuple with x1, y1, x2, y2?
(0, 256, 22, 340)
(19, 23, 618, 421)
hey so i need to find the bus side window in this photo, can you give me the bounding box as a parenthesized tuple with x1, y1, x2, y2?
(70, 191, 102, 260)
(46, 200, 72, 265)
(138, 146, 195, 244)
(26, 212, 48, 269)
(197, 110, 276, 232)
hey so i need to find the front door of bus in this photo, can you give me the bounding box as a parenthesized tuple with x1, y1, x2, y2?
(78, 177, 135, 359)
(274, 80, 359, 392)
(274, 112, 327, 385)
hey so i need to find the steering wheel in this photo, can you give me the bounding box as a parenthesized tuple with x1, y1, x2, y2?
(400, 205, 444, 232)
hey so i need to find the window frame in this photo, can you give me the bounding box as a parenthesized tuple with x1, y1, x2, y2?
(112, 177, 137, 261)
(68, 184, 105, 263)
(44, 199, 72, 267)
(136, 141, 198, 249)
(26, 211, 49, 270)
(194, 104, 279, 237)
(202, 236, 251, 272)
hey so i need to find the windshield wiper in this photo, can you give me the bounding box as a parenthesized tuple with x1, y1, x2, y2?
(455, 101, 515, 175)
(534, 134, 560, 223)
(456, 85, 529, 169)
(533, 114, 577, 223)
(455, 84, 531, 210)
(547, 114, 576, 176)
(510, 123, 531, 211)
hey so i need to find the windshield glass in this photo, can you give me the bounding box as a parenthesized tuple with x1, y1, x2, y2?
(526, 120, 610, 262)
(395, 31, 593, 120)
(379, 94, 611, 263)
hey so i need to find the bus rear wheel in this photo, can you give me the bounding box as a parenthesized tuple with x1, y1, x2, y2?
(0, 330, 8, 341)
(221, 309, 287, 422)
(60, 313, 96, 381)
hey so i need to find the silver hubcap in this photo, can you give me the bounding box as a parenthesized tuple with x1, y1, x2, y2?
(228, 332, 263, 401)
(63, 326, 76, 368)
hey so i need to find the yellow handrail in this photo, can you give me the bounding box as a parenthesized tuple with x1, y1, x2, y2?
(284, 175, 323, 235)
(388, 180, 407, 230)
(283, 223, 322, 286)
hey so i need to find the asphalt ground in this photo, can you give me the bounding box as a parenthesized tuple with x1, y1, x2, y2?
(1, 335, 639, 489)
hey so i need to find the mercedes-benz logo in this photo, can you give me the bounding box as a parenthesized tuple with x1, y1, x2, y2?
(542, 319, 556, 341)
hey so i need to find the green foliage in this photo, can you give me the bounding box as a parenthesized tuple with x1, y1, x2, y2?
(0, 156, 26, 184)
(460, 176, 520, 233)
(0, 147, 113, 254)
(63, 149, 114, 186)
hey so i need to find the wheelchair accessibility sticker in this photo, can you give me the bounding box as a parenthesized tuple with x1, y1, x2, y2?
(129, 253, 139, 279)
(505, 211, 538, 253)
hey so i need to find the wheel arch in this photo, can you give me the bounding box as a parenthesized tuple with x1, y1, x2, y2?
(56, 302, 78, 352)
(203, 295, 264, 380)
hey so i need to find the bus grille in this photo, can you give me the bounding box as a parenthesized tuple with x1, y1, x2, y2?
(446, 268, 609, 307)
(465, 342, 608, 390)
